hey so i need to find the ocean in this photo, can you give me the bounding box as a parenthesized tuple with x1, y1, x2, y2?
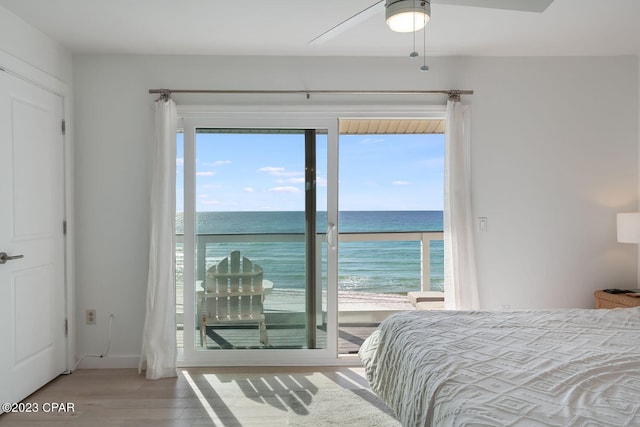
(177, 210, 443, 294)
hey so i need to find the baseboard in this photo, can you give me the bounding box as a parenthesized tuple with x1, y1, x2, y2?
(74, 355, 140, 369)
(74, 354, 362, 369)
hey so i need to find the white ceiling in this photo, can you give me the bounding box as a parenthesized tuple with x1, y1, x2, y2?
(1, 0, 639, 57)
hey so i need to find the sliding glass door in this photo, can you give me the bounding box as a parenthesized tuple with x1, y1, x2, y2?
(178, 107, 445, 365)
(181, 117, 337, 364)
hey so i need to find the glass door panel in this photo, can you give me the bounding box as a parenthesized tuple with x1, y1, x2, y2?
(193, 128, 327, 350)
(337, 129, 445, 355)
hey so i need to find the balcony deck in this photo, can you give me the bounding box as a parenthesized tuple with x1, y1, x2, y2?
(177, 290, 418, 354)
(197, 323, 379, 354)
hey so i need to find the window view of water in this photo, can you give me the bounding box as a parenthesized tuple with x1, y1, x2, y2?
(176, 210, 443, 295)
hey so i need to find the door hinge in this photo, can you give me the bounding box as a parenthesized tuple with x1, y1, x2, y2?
(64, 319, 68, 336)
(61, 119, 66, 135)
(63, 220, 67, 235)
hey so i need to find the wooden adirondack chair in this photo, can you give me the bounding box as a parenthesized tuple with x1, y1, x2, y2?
(200, 250, 270, 346)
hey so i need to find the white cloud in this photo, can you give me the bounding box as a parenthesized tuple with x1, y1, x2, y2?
(288, 176, 327, 186)
(259, 166, 303, 177)
(276, 177, 305, 184)
(243, 187, 255, 193)
(200, 183, 222, 189)
(196, 171, 215, 176)
(392, 180, 410, 185)
(176, 158, 184, 166)
(269, 186, 301, 193)
(202, 160, 232, 167)
(259, 166, 285, 174)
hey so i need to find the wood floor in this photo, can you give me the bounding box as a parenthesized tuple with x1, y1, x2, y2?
(0, 366, 387, 426)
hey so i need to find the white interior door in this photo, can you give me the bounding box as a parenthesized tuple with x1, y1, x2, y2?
(0, 71, 66, 408)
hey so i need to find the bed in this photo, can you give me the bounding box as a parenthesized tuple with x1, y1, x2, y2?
(358, 308, 640, 426)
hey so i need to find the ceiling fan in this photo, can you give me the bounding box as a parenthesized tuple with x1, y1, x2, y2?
(308, 0, 554, 45)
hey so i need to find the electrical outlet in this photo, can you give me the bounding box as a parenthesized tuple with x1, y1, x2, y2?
(86, 309, 96, 325)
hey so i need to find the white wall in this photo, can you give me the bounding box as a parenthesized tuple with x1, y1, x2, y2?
(468, 57, 638, 309)
(72, 54, 638, 366)
(0, 6, 71, 83)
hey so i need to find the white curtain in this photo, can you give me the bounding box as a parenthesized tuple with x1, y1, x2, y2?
(139, 96, 178, 379)
(443, 98, 480, 310)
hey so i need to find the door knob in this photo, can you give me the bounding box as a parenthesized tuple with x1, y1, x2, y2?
(0, 252, 24, 264)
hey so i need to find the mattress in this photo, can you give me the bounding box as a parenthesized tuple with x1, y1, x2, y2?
(358, 308, 640, 426)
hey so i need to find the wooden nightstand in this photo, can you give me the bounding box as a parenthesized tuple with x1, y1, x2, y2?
(594, 290, 640, 309)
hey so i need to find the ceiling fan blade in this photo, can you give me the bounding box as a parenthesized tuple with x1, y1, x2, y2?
(432, 0, 553, 13)
(308, 1, 385, 45)
(308, 0, 552, 46)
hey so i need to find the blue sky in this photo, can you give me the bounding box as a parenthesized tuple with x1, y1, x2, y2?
(176, 130, 443, 212)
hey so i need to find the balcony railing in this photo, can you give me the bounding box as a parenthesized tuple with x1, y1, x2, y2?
(175, 231, 444, 343)
(338, 231, 443, 292)
(176, 231, 444, 293)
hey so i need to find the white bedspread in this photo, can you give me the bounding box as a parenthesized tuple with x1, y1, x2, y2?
(358, 308, 640, 427)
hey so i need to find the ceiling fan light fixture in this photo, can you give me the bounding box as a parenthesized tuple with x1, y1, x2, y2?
(385, 0, 430, 33)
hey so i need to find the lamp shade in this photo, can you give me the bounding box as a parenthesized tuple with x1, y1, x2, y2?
(617, 212, 640, 243)
(386, 0, 431, 32)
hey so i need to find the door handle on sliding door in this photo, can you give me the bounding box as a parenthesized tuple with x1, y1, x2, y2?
(326, 223, 337, 250)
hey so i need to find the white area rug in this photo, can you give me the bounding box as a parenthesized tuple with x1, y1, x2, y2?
(287, 387, 401, 426)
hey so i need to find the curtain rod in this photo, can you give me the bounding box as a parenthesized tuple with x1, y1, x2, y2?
(148, 88, 473, 100)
